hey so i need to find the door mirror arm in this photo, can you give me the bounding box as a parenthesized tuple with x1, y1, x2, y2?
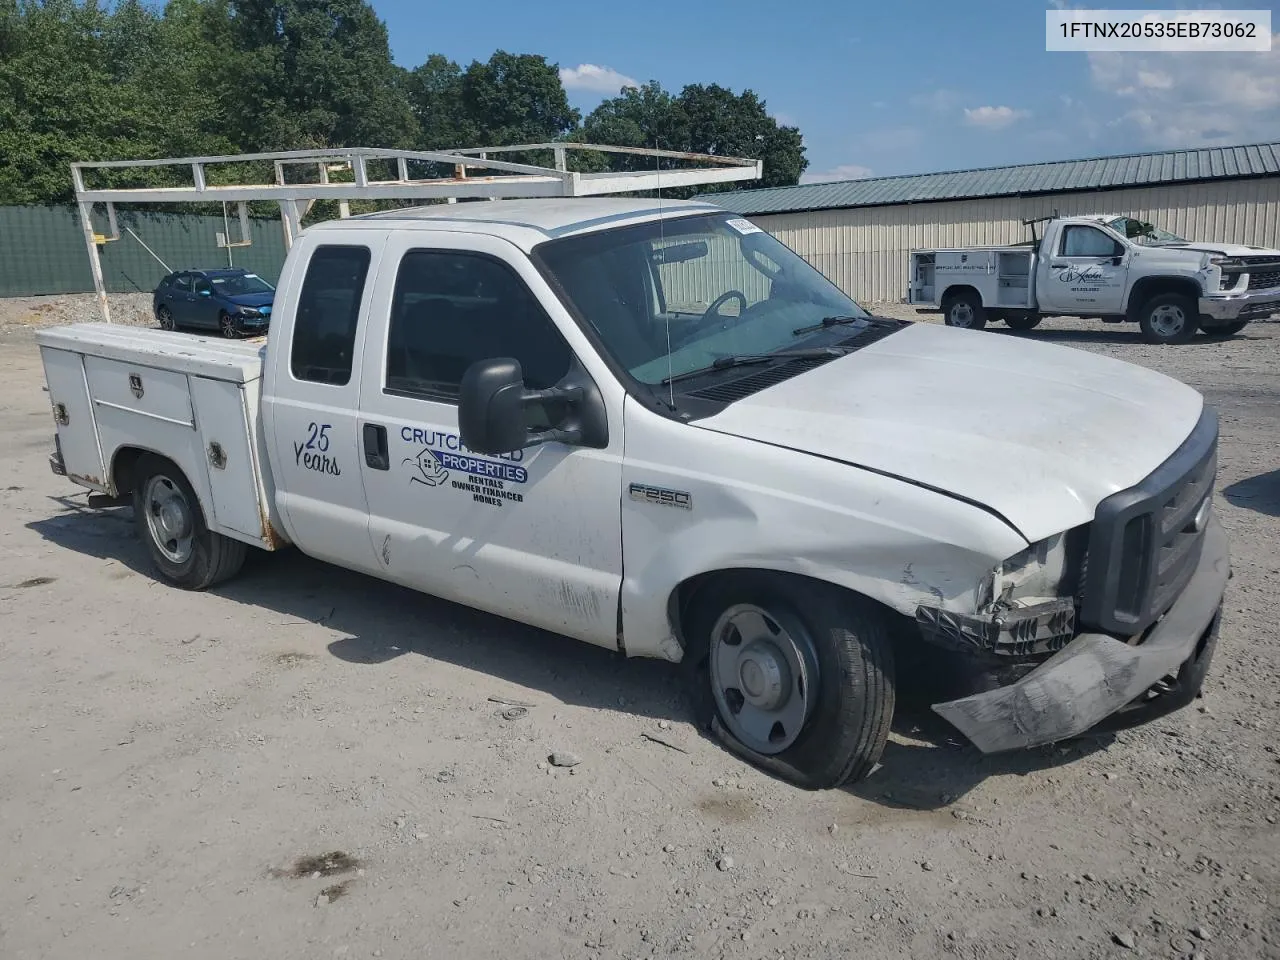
(459, 358, 608, 455)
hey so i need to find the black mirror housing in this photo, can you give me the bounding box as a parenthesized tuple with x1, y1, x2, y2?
(459, 358, 530, 454)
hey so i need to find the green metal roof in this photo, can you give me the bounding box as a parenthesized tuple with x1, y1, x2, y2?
(697, 141, 1280, 216)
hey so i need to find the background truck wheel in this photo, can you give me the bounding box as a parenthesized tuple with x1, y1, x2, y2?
(941, 291, 986, 330)
(1202, 320, 1249, 337)
(684, 573, 895, 789)
(132, 454, 247, 589)
(1003, 313, 1042, 331)
(1138, 293, 1198, 344)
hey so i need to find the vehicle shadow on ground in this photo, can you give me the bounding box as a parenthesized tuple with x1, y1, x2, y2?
(846, 705, 1114, 811)
(29, 498, 1122, 806)
(26, 498, 685, 724)
(1223, 468, 1280, 517)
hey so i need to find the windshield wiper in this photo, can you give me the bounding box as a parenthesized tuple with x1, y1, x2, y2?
(659, 347, 846, 386)
(792, 314, 867, 336)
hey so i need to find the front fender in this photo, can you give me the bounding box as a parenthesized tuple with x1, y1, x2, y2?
(618, 401, 1027, 661)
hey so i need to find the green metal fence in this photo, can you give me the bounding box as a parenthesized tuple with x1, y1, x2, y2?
(0, 205, 289, 298)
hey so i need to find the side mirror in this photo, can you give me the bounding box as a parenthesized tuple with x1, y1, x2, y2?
(1111, 255, 1124, 266)
(459, 357, 608, 455)
(458, 358, 531, 454)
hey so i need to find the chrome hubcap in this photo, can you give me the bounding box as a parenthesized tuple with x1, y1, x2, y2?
(949, 302, 974, 327)
(710, 604, 817, 755)
(1149, 304, 1186, 337)
(143, 475, 193, 564)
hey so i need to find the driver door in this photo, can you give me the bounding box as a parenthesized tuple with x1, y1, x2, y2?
(1037, 224, 1129, 314)
(355, 232, 624, 648)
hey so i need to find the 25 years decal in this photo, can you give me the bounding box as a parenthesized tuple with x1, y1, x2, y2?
(294, 421, 341, 476)
(400, 426, 527, 508)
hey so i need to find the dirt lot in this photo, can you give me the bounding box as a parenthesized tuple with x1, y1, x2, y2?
(1, 296, 1278, 960)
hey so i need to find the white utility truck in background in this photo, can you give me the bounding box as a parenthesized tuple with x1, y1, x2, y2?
(36, 181, 1229, 788)
(907, 213, 1280, 344)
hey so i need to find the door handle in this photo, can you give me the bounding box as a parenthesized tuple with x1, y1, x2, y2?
(363, 422, 389, 470)
(1051, 262, 1067, 268)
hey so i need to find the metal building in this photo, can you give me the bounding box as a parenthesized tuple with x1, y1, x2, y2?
(699, 140, 1280, 303)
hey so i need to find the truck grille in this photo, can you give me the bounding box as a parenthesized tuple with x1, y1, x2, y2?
(1078, 407, 1217, 637)
(1247, 269, 1280, 290)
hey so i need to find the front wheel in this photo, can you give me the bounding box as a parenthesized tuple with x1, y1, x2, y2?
(941, 291, 987, 330)
(1138, 293, 1198, 344)
(219, 312, 239, 338)
(685, 573, 895, 789)
(132, 454, 247, 589)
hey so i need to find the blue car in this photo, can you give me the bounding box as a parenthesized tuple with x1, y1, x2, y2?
(153, 268, 275, 338)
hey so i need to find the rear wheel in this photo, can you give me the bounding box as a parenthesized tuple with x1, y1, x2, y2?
(132, 454, 247, 589)
(1003, 313, 1042, 331)
(1138, 293, 1198, 344)
(1202, 320, 1249, 337)
(684, 573, 895, 789)
(157, 306, 175, 331)
(941, 291, 987, 330)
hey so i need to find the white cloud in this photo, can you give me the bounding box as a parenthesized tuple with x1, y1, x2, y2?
(1088, 38, 1280, 145)
(963, 105, 1031, 129)
(800, 163, 874, 184)
(558, 63, 639, 94)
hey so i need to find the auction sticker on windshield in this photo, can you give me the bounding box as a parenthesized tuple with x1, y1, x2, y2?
(725, 218, 762, 235)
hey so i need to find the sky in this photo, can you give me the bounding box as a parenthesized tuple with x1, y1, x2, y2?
(371, 0, 1280, 185)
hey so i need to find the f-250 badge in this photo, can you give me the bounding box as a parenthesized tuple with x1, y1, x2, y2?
(629, 482, 692, 510)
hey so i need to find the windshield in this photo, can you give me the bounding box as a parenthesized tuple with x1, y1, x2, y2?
(1107, 216, 1186, 244)
(535, 212, 867, 385)
(211, 273, 275, 296)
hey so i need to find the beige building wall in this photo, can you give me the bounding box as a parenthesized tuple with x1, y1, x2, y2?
(743, 176, 1280, 303)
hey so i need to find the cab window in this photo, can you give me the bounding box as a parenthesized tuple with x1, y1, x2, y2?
(385, 251, 572, 404)
(1061, 226, 1123, 259)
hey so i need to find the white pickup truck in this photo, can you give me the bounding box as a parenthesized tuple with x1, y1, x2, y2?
(907, 213, 1280, 344)
(36, 197, 1229, 788)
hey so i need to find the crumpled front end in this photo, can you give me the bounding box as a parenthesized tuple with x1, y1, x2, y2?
(918, 406, 1228, 752)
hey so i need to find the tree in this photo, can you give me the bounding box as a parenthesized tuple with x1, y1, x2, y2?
(579, 80, 807, 192)
(225, 0, 417, 151)
(404, 54, 469, 149)
(457, 51, 579, 146)
(679, 83, 805, 189)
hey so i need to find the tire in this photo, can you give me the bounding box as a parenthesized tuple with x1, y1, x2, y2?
(1138, 293, 1198, 344)
(157, 305, 175, 331)
(1202, 320, 1249, 338)
(1003, 313, 1042, 331)
(219, 312, 239, 338)
(941, 291, 987, 330)
(131, 454, 247, 589)
(684, 572, 895, 789)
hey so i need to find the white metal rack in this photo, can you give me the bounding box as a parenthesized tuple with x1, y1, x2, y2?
(70, 143, 762, 322)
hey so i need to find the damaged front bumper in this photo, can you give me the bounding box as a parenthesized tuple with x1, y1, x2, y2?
(930, 515, 1229, 753)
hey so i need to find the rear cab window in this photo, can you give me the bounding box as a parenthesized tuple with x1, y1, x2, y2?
(290, 245, 373, 386)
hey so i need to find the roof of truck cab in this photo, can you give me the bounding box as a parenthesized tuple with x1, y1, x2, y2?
(314, 197, 726, 252)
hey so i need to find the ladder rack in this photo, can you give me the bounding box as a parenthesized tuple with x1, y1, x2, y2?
(71, 142, 762, 322)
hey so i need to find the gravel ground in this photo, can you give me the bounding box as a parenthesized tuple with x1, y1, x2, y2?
(0, 295, 1277, 960)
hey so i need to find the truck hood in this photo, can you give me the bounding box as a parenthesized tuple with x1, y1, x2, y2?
(694, 322, 1204, 542)
(1148, 241, 1280, 259)
(224, 292, 275, 308)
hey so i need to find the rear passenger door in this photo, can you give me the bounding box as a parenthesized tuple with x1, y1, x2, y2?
(263, 235, 383, 575)
(166, 273, 196, 326)
(355, 232, 623, 648)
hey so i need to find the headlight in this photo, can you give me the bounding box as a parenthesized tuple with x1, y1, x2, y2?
(238, 306, 260, 316)
(979, 532, 1071, 611)
(1209, 256, 1245, 270)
